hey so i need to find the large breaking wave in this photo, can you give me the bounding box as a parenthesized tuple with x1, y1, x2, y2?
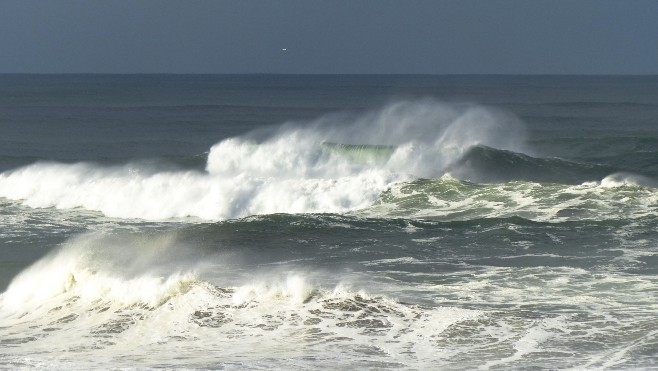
(0, 231, 482, 369)
(0, 100, 526, 220)
(2, 222, 655, 369)
(0, 99, 654, 222)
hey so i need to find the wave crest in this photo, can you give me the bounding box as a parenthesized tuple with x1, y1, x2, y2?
(0, 233, 198, 312)
(0, 100, 527, 221)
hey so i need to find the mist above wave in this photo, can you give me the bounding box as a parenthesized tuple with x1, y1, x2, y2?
(0, 100, 528, 221)
(0, 232, 199, 312)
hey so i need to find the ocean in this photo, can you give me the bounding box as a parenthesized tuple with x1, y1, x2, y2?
(0, 74, 657, 369)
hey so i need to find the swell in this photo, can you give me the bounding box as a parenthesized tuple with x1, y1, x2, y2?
(449, 145, 618, 184)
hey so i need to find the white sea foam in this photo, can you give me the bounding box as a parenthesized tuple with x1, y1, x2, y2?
(0, 232, 198, 313)
(232, 274, 316, 305)
(362, 173, 658, 222)
(2, 231, 656, 369)
(0, 100, 526, 221)
(0, 232, 485, 369)
(599, 172, 658, 188)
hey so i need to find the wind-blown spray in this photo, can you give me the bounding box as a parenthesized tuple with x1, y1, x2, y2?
(0, 100, 527, 221)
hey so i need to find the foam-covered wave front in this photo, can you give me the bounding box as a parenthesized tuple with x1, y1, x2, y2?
(0, 100, 528, 221)
(0, 233, 198, 312)
(0, 233, 481, 368)
(364, 173, 658, 222)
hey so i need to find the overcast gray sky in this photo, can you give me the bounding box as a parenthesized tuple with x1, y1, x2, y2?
(1, 0, 657, 74)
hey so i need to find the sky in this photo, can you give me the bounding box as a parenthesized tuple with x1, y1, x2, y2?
(1, 0, 657, 74)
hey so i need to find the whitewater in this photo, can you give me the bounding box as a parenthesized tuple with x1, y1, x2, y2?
(0, 100, 528, 220)
(0, 74, 657, 369)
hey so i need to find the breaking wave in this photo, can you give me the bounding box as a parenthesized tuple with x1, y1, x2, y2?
(0, 99, 654, 222)
(0, 100, 527, 221)
(0, 232, 482, 369)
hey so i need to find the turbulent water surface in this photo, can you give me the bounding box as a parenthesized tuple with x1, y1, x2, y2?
(0, 75, 657, 369)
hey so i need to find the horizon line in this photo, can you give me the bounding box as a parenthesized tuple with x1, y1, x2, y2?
(1, 72, 657, 77)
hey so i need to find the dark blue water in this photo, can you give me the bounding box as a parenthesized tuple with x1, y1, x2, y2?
(0, 75, 657, 369)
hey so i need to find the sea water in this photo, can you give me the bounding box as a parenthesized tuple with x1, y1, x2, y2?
(0, 74, 657, 369)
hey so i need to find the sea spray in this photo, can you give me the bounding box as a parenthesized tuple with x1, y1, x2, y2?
(0, 232, 199, 313)
(0, 230, 484, 369)
(0, 100, 527, 221)
(3, 74, 658, 370)
(232, 274, 316, 305)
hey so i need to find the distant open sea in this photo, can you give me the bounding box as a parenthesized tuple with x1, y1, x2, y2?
(1, 74, 657, 370)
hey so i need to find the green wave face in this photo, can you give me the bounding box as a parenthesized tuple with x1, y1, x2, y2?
(321, 142, 396, 166)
